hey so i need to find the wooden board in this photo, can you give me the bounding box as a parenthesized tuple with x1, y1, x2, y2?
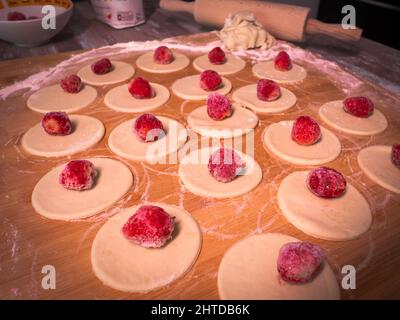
(1, 32, 400, 300)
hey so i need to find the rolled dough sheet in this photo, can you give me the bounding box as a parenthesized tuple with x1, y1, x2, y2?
(179, 147, 262, 198)
(91, 203, 202, 293)
(32, 158, 133, 220)
(218, 233, 340, 300)
(278, 171, 372, 241)
(27, 84, 97, 113)
(193, 54, 246, 75)
(252, 61, 307, 84)
(263, 121, 341, 165)
(77, 61, 135, 86)
(21, 115, 105, 157)
(319, 100, 388, 136)
(104, 83, 170, 113)
(358, 145, 400, 194)
(136, 51, 190, 73)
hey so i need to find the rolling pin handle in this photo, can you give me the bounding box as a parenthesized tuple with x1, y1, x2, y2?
(159, 0, 195, 14)
(305, 18, 363, 41)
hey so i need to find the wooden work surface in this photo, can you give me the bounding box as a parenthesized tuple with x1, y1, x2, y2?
(0, 32, 400, 300)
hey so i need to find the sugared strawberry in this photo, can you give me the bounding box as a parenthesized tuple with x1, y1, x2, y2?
(277, 242, 324, 283)
(91, 58, 112, 75)
(8, 11, 26, 21)
(41, 112, 72, 136)
(208, 148, 245, 183)
(200, 70, 222, 91)
(59, 160, 97, 191)
(391, 144, 400, 169)
(207, 93, 232, 121)
(128, 77, 154, 99)
(122, 205, 175, 248)
(291, 116, 321, 146)
(274, 51, 292, 71)
(60, 74, 82, 94)
(257, 79, 281, 101)
(133, 114, 165, 142)
(343, 96, 374, 118)
(153, 46, 174, 64)
(307, 167, 347, 199)
(208, 47, 226, 65)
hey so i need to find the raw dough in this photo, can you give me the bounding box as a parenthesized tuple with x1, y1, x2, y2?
(136, 51, 190, 73)
(27, 84, 97, 113)
(263, 121, 341, 165)
(104, 83, 170, 113)
(253, 60, 307, 84)
(32, 158, 133, 220)
(278, 171, 372, 241)
(218, 233, 340, 300)
(108, 116, 187, 163)
(179, 147, 262, 198)
(358, 145, 400, 194)
(171, 75, 232, 100)
(193, 54, 246, 75)
(91, 203, 202, 292)
(187, 104, 258, 139)
(319, 100, 388, 136)
(77, 61, 135, 86)
(232, 84, 297, 114)
(21, 115, 105, 157)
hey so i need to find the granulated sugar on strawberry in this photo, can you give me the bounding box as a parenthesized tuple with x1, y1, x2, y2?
(200, 70, 222, 91)
(307, 167, 347, 198)
(153, 46, 174, 64)
(133, 114, 165, 142)
(208, 148, 245, 183)
(257, 79, 281, 101)
(277, 242, 324, 283)
(274, 51, 292, 71)
(91, 58, 112, 75)
(291, 116, 321, 145)
(59, 160, 97, 191)
(60, 74, 82, 94)
(207, 93, 233, 121)
(343, 96, 374, 118)
(8, 11, 26, 21)
(128, 77, 154, 99)
(122, 205, 175, 248)
(208, 47, 226, 65)
(392, 144, 400, 169)
(41, 112, 72, 136)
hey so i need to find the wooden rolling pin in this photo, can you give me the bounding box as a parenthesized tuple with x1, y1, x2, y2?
(160, 0, 363, 42)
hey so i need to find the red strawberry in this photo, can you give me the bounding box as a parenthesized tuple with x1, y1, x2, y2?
(208, 47, 226, 65)
(257, 79, 281, 101)
(59, 160, 97, 191)
(208, 148, 245, 183)
(153, 46, 174, 64)
(41, 112, 72, 136)
(307, 167, 347, 199)
(207, 93, 232, 121)
(200, 70, 222, 91)
(291, 116, 321, 146)
(60, 74, 82, 94)
(91, 58, 112, 75)
(133, 114, 165, 142)
(274, 51, 292, 71)
(391, 144, 400, 169)
(128, 77, 154, 99)
(343, 96, 374, 118)
(8, 11, 26, 21)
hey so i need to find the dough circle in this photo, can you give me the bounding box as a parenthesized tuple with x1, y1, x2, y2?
(278, 171, 372, 241)
(91, 203, 202, 293)
(232, 84, 297, 114)
(218, 233, 340, 300)
(21, 115, 105, 157)
(319, 100, 388, 136)
(252, 60, 307, 84)
(32, 158, 133, 220)
(187, 104, 258, 139)
(108, 116, 187, 163)
(358, 145, 400, 194)
(104, 83, 170, 113)
(77, 61, 135, 86)
(27, 84, 97, 113)
(193, 54, 246, 75)
(136, 51, 190, 73)
(263, 121, 341, 165)
(179, 147, 262, 198)
(171, 75, 232, 100)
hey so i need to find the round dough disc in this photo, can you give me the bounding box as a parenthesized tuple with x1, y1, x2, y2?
(21, 115, 105, 157)
(263, 121, 341, 165)
(171, 75, 232, 100)
(27, 84, 97, 113)
(278, 171, 372, 241)
(232, 84, 297, 114)
(319, 100, 388, 136)
(252, 61, 307, 84)
(193, 54, 246, 75)
(108, 116, 187, 163)
(136, 51, 190, 73)
(179, 147, 262, 198)
(358, 145, 400, 193)
(104, 83, 170, 113)
(187, 104, 258, 139)
(32, 158, 133, 220)
(218, 233, 340, 300)
(91, 203, 202, 292)
(77, 61, 135, 86)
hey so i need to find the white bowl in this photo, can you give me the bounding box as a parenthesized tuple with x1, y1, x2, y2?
(0, 1, 73, 47)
